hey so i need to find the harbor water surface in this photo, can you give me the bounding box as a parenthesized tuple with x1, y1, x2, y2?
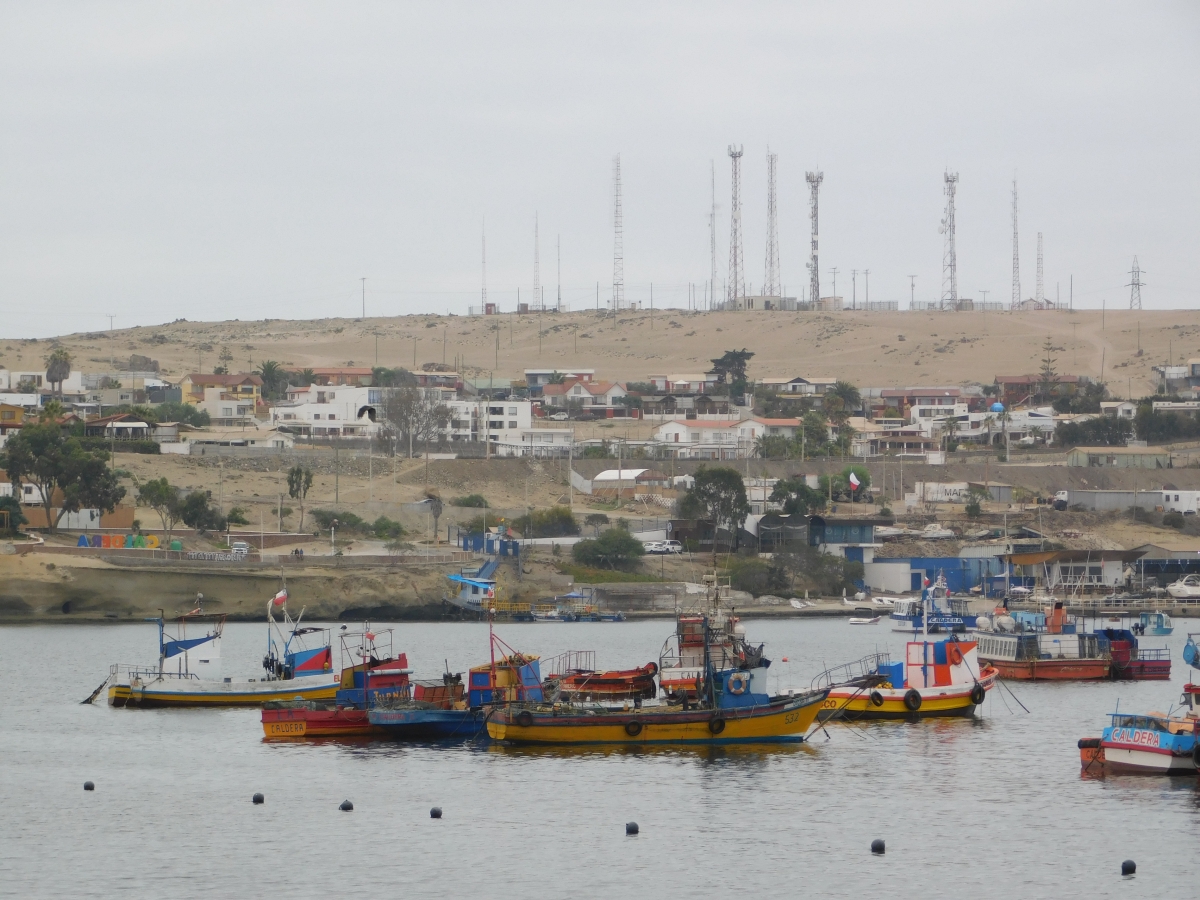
(2, 618, 1198, 898)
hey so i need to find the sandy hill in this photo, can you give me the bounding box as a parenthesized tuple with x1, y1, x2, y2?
(6, 308, 1199, 395)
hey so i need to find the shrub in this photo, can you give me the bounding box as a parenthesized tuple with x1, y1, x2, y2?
(372, 516, 404, 539)
(310, 509, 368, 534)
(79, 437, 160, 455)
(572, 529, 645, 570)
(512, 506, 579, 538)
(1163, 511, 1185, 530)
(451, 494, 489, 508)
(226, 506, 250, 526)
(0, 496, 27, 533)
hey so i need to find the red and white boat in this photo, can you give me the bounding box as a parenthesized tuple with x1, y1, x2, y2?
(975, 601, 1110, 680)
(543, 651, 657, 701)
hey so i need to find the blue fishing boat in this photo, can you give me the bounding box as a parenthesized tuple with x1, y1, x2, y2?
(1136, 610, 1174, 636)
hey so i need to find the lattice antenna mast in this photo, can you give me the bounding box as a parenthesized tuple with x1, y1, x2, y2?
(1036, 232, 1044, 305)
(533, 212, 541, 311)
(806, 170, 823, 305)
(1128, 256, 1143, 310)
(612, 154, 624, 311)
(1010, 179, 1021, 309)
(940, 170, 958, 310)
(764, 148, 780, 297)
(709, 161, 718, 311)
(481, 221, 487, 307)
(726, 145, 745, 305)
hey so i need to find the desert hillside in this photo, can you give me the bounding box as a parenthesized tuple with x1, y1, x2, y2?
(6, 308, 1197, 395)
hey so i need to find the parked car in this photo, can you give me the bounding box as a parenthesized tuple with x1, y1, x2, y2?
(642, 541, 665, 554)
(548, 412, 569, 421)
(661, 540, 683, 554)
(230, 540, 252, 557)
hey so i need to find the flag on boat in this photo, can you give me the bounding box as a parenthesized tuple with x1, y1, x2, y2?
(849, 472, 860, 490)
(272, 589, 288, 606)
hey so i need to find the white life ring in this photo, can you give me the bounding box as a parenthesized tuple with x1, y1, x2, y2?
(727, 672, 751, 695)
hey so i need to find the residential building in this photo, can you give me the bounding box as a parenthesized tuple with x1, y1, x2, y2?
(180, 373, 264, 411)
(162, 427, 295, 454)
(524, 368, 595, 389)
(271, 385, 385, 437)
(542, 379, 628, 410)
(639, 394, 736, 419)
(283, 366, 374, 386)
(879, 387, 966, 423)
(0, 368, 85, 394)
(994, 374, 1084, 408)
(647, 373, 718, 394)
(758, 376, 837, 396)
(83, 413, 153, 440)
(1100, 401, 1137, 419)
(653, 417, 801, 459)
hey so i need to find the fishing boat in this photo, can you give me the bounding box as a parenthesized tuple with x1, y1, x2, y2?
(261, 627, 413, 739)
(848, 616, 881, 625)
(1166, 575, 1200, 600)
(104, 590, 340, 708)
(889, 574, 980, 633)
(820, 579, 998, 721)
(486, 574, 830, 745)
(369, 624, 541, 740)
(1093, 619, 1171, 680)
(975, 601, 1111, 680)
(542, 651, 657, 700)
(1136, 610, 1174, 636)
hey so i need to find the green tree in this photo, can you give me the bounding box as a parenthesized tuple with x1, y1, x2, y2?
(180, 491, 226, 534)
(0, 495, 27, 534)
(770, 476, 826, 516)
(1, 423, 125, 534)
(584, 513, 609, 537)
(254, 360, 285, 399)
(709, 349, 755, 393)
(45, 347, 72, 398)
(152, 401, 210, 427)
(830, 380, 861, 412)
(136, 477, 185, 541)
(511, 506, 579, 538)
(572, 528, 645, 570)
(683, 466, 750, 559)
(1037, 338, 1058, 403)
(287, 466, 314, 532)
(427, 495, 444, 543)
(226, 506, 250, 526)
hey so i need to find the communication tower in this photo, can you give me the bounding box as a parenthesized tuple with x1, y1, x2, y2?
(940, 170, 959, 310)
(806, 170, 823, 306)
(533, 212, 541, 311)
(710, 161, 718, 311)
(612, 154, 624, 311)
(1036, 232, 1044, 305)
(763, 148, 780, 298)
(1010, 180, 1021, 310)
(727, 145, 745, 306)
(481, 221, 487, 308)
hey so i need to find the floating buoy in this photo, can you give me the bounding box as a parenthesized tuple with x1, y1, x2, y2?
(782, 657, 789, 662)
(626, 822, 639, 835)
(340, 800, 354, 811)
(83, 781, 95, 792)
(430, 807, 442, 819)
(871, 839, 885, 855)
(252, 793, 264, 805)
(1121, 860, 1136, 876)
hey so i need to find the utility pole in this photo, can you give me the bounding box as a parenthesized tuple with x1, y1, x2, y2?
(864, 269, 870, 308)
(908, 275, 917, 310)
(361, 277, 366, 318)
(710, 161, 718, 310)
(106, 314, 116, 369)
(830, 268, 838, 303)
(851, 270, 857, 310)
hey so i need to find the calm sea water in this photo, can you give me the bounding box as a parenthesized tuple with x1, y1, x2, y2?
(2, 617, 1198, 899)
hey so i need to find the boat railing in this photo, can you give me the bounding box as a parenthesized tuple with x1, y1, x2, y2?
(811, 653, 892, 690)
(108, 662, 199, 682)
(542, 650, 597, 678)
(1134, 648, 1172, 662)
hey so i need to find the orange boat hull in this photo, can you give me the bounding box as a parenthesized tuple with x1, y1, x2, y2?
(989, 658, 1110, 680)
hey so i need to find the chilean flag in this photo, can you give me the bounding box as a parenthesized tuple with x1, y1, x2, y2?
(849, 472, 861, 491)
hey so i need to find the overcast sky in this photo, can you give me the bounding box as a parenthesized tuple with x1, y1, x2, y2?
(2, 2, 1197, 337)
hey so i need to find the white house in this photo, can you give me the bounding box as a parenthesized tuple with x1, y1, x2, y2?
(653, 417, 801, 459)
(271, 385, 385, 437)
(1101, 401, 1137, 419)
(442, 399, 573, 456)
(524, 368, 595, 388)
(647, 373, 718, 394)
(542, 379, 628, 409)
(0, 368, 85, 394)
(759, 376, 837, 395)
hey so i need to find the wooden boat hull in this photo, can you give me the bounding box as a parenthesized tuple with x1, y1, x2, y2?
(367, 707, 485, 740)
(487, 690, 829, 745)
(983, 658, 1110, 681)
(552, 664, 658, 701)
(819, 685, 987, 722)
(1080, 741, 1197, 775)
(109, 676, 339, 708)
(1110, 660, 1172, 680)
(261, 705, 380, 739)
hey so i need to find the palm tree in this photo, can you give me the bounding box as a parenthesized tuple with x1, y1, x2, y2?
(982, 414, 995, 446)
(255, 360, 283, 399)
(45, 348, 72, 399)
(830, 380, 862, 413)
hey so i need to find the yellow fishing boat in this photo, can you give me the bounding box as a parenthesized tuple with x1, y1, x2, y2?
(487, 688, 829, 745)
(100, 589, 339, 708)
(487, 573, 829, 745)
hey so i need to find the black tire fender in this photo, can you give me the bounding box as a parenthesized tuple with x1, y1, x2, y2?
(970, 684, 986, 705)
(625, 720, 643, 737)
(515, 710, 533, 728)
(903, 689, 923, 712)
(1078, 737, 1102, 749)
(708, 717, 726, 735)
(869, 690, 885, 708)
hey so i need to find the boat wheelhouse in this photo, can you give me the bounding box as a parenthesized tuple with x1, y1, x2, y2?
(975, 601, 1110, 680)
(889, 574, 979, 634)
